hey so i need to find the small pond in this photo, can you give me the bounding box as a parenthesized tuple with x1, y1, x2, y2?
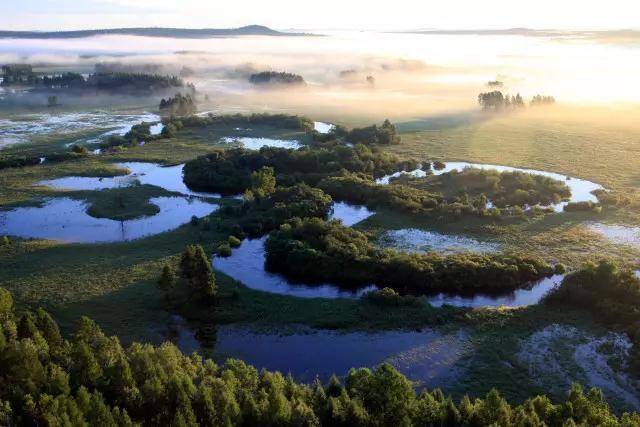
(587, 222, 640, 249)
(0, 196, 218, 243)
(376, 161, 605, 212)
(220, 136, 301, 150)
(313, 121, 335, 134)
(376, 228, 500, 254)
(161, 317, 469, 387)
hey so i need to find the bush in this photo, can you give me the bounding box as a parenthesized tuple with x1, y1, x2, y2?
(217, 243, 232, 257)
(563, 201, 602, 213)
(363, 287, 423, 307)
(228, 235, 242, 248)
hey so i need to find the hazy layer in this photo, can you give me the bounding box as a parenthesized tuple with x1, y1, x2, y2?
(1, 31, 639, 121)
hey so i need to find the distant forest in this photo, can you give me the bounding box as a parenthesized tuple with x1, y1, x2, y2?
(0, 25, 313, 39)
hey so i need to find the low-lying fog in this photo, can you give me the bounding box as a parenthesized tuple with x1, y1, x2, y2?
(2, 30, 640, 122)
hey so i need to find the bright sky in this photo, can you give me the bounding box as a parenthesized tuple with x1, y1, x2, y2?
(2, 0, 640, 31)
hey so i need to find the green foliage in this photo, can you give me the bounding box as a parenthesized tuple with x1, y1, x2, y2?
(217, 243, 232, 257)
(180, 245, 217, 300)
(183, 143, 407, 195)
(363, 288, 423, 307)
(345, 119, 401, 145)
(1, 236, 9, 247)
(563, 201, 602, 213)
(0, 292, 636, 425)
(157, 264, 175, 292)
(265, 217, 554, 294)
(228, 235, 242, 248)
(172, 112, 314, 132)
(401, 168, 572, 209)
(249, 166, 276, 198)
(221, 183, 333, 238)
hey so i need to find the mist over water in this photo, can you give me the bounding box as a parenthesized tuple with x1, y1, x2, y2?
(2, 31, 639, 122)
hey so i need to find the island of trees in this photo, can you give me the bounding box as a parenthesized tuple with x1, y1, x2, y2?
(159, 93, 197, 116)
(1, 64, 192, 95)
(249, 71, 306, 86)
(478, 91, 556, 110)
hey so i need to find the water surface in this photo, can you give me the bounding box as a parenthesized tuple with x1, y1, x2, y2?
(39, 162, 229, 198)
(220, 136, 301, 150)
(376, 161, 605, 212)
(0, 196, 217, 243)
(162, 317, 469, 387)
(587, 222, 640, 249)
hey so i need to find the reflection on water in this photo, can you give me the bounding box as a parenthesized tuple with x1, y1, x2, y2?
(377, 228, 500, 254)
(329, 201, 374, 226)
(220, 136, 301, 150)
(376, 161, 605, 212)
(215, 232, 563, 307)
(39, 162, 230, 198)
(161, 316, 469, 387)
(427, 275, 565, 308)
(587, 222, 640, 249)
(214, 201, 376, 299)
(0, 196, 218, 243)
(215, 237, 376, 299)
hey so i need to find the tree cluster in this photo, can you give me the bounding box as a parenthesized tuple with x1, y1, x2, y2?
(249, 71, 306, 86)
(169, 112, 315, 132)
(182, 144, 408, 195)
(159, 93, 197, 116)
(478, 91, 525, 110)
(0, 287, 635, 425)
(222, 183, 333, 238)
(265, 217, 555, 294)
(345, 120, 401, 145)
(531, 95, 556, 106)
(397, 168, 572, 209)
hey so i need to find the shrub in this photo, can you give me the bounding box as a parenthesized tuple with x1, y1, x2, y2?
(228, 235, 242, 248)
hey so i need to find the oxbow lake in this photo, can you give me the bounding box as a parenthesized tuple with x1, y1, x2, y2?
(376, 161, 605, 212)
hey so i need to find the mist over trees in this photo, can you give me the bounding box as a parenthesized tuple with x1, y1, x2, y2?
(159, 93, 197, 116)
(249, 71, 306, 86)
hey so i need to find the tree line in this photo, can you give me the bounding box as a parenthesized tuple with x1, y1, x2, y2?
(478, 91, 556, 110)
(0, 286, 636, 425)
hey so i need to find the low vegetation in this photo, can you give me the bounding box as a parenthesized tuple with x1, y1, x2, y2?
(546, 260, 640, 371)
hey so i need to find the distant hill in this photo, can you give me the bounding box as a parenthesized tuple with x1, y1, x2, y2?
(0, 25, 314, 39)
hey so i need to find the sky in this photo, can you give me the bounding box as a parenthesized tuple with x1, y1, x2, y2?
(2, 0, 640, 31)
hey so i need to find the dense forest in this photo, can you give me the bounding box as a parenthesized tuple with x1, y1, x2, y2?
(265, 217, 556, 293)
(182, 144, 409, 194)
(0, 286, 636, 426)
